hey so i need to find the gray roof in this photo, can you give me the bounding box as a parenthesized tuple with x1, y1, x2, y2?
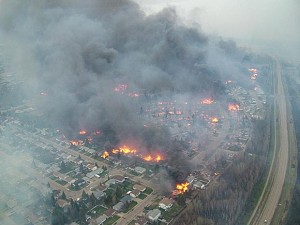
(113, 202, 124, 211)
(93, 191, 105, 200)
(96, 215, 107, 224)
(147, 209, 161, 220)
(120, 195, 132, 203)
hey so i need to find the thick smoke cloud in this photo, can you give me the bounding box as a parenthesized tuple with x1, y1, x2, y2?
(0, 1, 209, 135)
(0, 0, 250, 153)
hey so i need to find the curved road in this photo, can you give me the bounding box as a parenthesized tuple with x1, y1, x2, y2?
(248, 60, 290, 225)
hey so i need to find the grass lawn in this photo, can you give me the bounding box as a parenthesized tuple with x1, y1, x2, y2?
(129, 170, 140, 176)
(56, 179, 68, 186)
(161, 202, 183, 222)
(144, 187, 153, 195)
(138, 193, 147, 200)
(122, 181, 134, 192)
(69, 182, 88, 191)
(123, 201, 138, 213)
(48, 175, 57, 181)
(104, 215, 120, 225)
(83, 151, 92, 156)
(87, 205, 107, 218)
(59, 162, 74, 174)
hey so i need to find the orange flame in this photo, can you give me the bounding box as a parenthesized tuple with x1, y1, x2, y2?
(101, 151, 109, 159)
(212, 117, 219, 123)
(176, 182, 189, 194)
(70, 140, 83, 146)
(155, 155, 162, 162)
(111, 145, 163, 162)
(79, 130, 87, 135)
(112, 146, 137, 154)
(142, 154, 163, 162)
(201, 98, 214, 105)
(228, 103, 240, 112)
(143, 155, 152, 161)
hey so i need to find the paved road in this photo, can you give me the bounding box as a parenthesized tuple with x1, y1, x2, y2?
(116, 194, 157, 225)
(248, 60, 290, 225)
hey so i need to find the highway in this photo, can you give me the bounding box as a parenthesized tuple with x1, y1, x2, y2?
(248, 60, 290, 225)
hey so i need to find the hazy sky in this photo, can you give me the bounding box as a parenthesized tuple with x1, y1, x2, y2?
(134, 0, 299, 42)
(134, 0, 300, 61)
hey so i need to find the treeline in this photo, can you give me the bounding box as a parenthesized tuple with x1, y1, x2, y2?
(285, 68, 300, 225)
(174, 118, 270, 225)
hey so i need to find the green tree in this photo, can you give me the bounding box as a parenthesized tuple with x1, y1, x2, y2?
(116, 186, 123, 200)
(90, 193, 97, 206)
(80, 163, 84, 173)
(104, 192, 112, 206)
(81, 190, 88, 200)
(61, 191, 66, 200)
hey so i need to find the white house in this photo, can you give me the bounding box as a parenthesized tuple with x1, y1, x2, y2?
(159, 198, 174, 210)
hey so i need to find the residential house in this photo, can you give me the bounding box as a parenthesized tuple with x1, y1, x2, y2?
(93, 190, 105, 200)
(87, 164, 97, 171)
(146, 209, 161, 221)
(120, 195, 132, 204)
(135, 217, 148, 225)
(56, 199, 70, 213)
(96, 215, 107, 225)
(134, 166, 146, 174)
(113, 202, 124, 212)
(103, 208, 116, 218)
(159, 198, 174, 211)
(133, 184, 146, 192)
(112, 175, 125, 183)
(186, 175, 195, 184)
(193, 181, 205, 190)
(130, 189, 140, 198)
(105, 179, 116, 187)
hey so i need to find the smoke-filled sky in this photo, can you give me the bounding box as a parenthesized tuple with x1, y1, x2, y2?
(135, 0, 300, 62)
(0, 0, 249, 141)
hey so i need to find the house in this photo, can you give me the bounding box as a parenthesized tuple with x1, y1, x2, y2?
(135, 217, 148, 225)
(52, 190, 61, 200)
(130, 189, 140, 198)
(105, 179, 116, 187)
(112, 175, 125, 183)
(159, 198, 174, 210)
(103, 208, 116, 218)
(120, 195, 132, 204)
(193, 181, 205, 190)
(73, 178, 86, 187)
(56, 199, 70, 213)
(65, 176, 75, 184)
(94, 185, 107, 192)
(86, 168, 104, 179)
(96, 215, 107, 225)
(147, 209, 161, 221)
(134, 166, 146, 174)
(93, 190, 105, 200)
(133, 184, 146, 192)
(87, 164, 97, 171)
(186, 175, 195, 184)
(113, 202, 125, 212)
